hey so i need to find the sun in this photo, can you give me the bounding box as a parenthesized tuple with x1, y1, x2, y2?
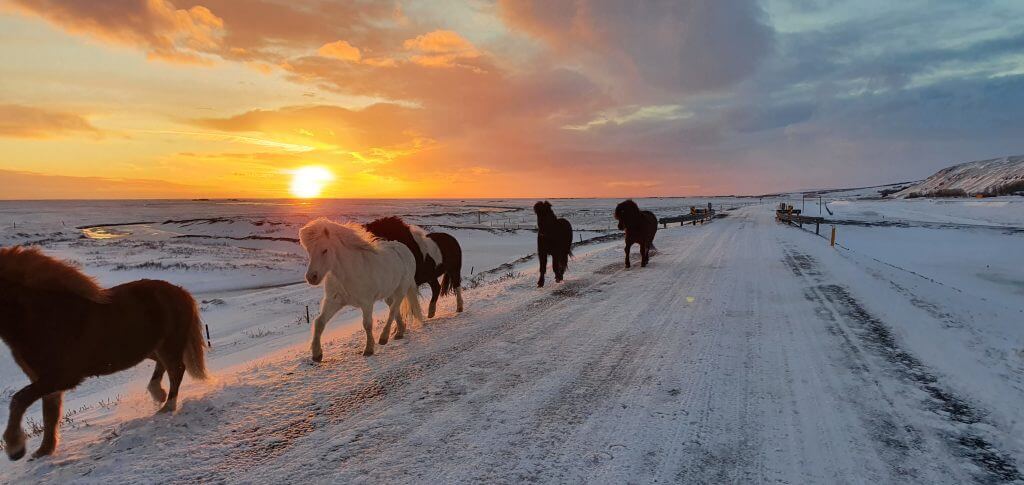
(290, 166, 335, 198)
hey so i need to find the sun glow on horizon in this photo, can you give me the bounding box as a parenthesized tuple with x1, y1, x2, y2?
(290, 166, 335, 198)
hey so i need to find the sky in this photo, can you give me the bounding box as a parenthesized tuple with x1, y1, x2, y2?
(1, 0, 1023, 199)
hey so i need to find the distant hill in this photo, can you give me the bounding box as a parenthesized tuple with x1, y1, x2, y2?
(894, 155, 1024, 198)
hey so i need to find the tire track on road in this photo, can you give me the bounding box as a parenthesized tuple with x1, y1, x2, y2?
(784, 247, 1022, 483)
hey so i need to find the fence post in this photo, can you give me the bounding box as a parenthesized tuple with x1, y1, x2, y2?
(305, 305, 310, 324)
(830, 225, 836, 247)
(815, 222, 820, 235)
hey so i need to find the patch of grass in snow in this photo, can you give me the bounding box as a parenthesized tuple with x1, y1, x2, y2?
(244, 327, 282, 339)
(498, 271, 522, 281)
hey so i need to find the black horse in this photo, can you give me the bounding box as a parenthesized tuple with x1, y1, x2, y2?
(614, 200, 657, 268)
(534, 201, 573, 287)
(364, 216, 464, 318)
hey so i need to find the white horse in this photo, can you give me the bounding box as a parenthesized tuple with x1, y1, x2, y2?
(299, 218, 424, 360)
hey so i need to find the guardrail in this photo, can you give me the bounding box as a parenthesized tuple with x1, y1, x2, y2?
(660, 209, 715, 228)
(776, 211, 827, 234)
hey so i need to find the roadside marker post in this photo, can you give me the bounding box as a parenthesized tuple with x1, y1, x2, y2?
(830, 225, 837, 247)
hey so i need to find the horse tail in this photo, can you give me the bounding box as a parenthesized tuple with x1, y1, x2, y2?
(428, 233, 462, 296)
(402, 284, 425, 323)
(183, 296, 209, 380)
(438, 256, 461, 297)
(561, 218, 574, 258)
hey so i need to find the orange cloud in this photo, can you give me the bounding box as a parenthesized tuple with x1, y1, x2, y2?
(10, 0, 225, 64)
(0, 168, 205, 199)
(191, 103, 426, 151)
(605, 180, 662, 189)
(402, 30, 481, 67)
(0, 104, 101, 139)
(317, 40, 361, 62)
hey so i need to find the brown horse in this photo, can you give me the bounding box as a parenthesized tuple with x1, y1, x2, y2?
(614, 200, 658, 268)
(0, 246, 208, 460)
(534, 201, 573, 287)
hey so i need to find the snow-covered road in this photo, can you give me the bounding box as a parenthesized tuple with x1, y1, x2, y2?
(6, 206, 1022, 483)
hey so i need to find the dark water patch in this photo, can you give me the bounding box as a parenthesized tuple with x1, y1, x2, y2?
(173, 234, 300, 243)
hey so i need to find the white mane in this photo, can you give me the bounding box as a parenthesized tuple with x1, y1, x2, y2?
(299, 218, 379, 253)
(410, 225, 443, 264)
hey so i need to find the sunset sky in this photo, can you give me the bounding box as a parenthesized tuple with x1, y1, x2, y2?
(1, 0, 1023, 199)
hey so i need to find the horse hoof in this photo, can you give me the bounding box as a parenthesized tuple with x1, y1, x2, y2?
(311, 353, 323, 363)
(157, 404, 175, 414)
(362, 348, 374, 356)
(31, 446, 55, 459)
(394, 333, 404, 340)
(427, 312, 436, 319)
(7, 445, 25, 461)
(378, 337, 388, 346)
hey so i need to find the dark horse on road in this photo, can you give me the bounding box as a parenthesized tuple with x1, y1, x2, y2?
(533, 201, 573, 287)
(614, 199, 658, 268)
(0, 246, 208, 460)
(364, 217, 464, 318)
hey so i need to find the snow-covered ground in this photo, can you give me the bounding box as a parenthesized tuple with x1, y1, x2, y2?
(1, 198, 1022, 483)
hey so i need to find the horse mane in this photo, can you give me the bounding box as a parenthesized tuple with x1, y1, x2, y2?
(0, 246, 108, 303)
(615, 199, 641, 221)
(534, 200, 555, 219)
(299, 218, 379, 253)
(364, 216, 413, 241)
(409, 224, 443, 264)
(534, 200, 560, 228)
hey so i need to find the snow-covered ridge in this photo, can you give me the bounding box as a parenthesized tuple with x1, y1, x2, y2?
(894, 155, 1024, 198)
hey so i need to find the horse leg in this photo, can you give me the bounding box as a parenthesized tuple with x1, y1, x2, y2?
(427, 279, 441, 319)
(554, 252, 566, 282)
(360, 305, 375, 356)
(537, 251, 548, 287)
(32, 391, 63, 458)
(640, 241, 649, 267)
(394, 307, 407, 339)
(624, 241, 633, 268)
(378, 298, 399, 346)
(147, 359, 167, 403)
(455, 286, 464, 313)
(311, 295, 344, 363)
(4, 382, 54, 460)
(158, 360, 186, 414)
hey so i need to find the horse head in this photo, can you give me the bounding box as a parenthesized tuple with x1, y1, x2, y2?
(299, 222, 332, 286)
(614, 199, 641, 230)
(534, 201, 557, 224)
(300, 218, 379, 286)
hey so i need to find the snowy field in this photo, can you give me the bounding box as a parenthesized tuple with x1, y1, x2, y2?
(1, 196, 1023, 483)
